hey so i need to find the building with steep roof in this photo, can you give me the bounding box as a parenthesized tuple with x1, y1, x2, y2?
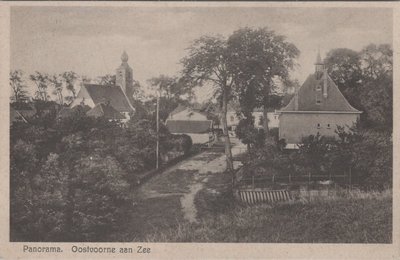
(71, 52, 135, 121)
(166, 119, 213, 144)
(168, 104, 208, 121)
(277, 52, 362, 147)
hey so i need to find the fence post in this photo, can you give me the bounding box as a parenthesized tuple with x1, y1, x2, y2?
(308, 172, 311, 185)
(272, 175, 275, 184)
(252, 175, 255, 189)
(289, 174, 291, 183)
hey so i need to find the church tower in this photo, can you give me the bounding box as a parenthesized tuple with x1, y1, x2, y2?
(116, 51, 134, 102)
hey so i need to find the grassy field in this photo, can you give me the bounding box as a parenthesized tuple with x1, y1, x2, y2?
(142, 189, 392, 243)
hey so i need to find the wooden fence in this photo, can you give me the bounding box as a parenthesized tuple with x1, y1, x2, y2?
(236, 189, 293, 205)
(239, 173, 348, 189)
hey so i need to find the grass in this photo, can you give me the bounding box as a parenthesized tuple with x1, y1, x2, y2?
(141, 189, 392, 243)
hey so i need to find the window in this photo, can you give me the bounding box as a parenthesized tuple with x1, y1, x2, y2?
(317, 123, 321, 129)
(316, 85, 321, 91)
(316, 100, 321, 105)
(230, 115, 235, 122)
(327, 124, 331, 129)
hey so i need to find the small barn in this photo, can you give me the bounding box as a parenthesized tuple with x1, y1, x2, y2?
(166, 119, 213, 144)
(277, 52, 362, 148)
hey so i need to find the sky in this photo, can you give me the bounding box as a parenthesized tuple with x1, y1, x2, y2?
(11, 6, 393, 101)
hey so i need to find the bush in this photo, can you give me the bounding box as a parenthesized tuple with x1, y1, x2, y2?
(242, 124, 392, 190)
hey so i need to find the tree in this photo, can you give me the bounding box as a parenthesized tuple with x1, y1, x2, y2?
(47, 74, 64, 105)
(181, 35, 235, 175)
(148, 75, 192, 101)
(98, 74, 116, 85)
(30, 71, 49, 101)
(360, 74, 392, 129)
(227, 27, 299, 139)
(10, 70, 29, 102)
(323, 48, 363, 110)
(359, 44, 392, 129)
(360, 44, 392, 81)
(61, 71, 78, 104)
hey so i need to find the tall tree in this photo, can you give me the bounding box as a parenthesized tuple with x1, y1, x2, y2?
(360, 43, 392, 81)
(181, 35, 235, 175)
(61, 71, 78, 104)
(10, 70, 28, 102)
(30, 71, 49, 101)
(359, 44, 393, 129)
(48, 74, 64, 105)
(227, 27, 299, 139)
(323, 48, 363, 110)
(148, 75, 192, 101)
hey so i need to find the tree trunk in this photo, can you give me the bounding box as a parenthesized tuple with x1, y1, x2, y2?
(263, 104, 270, 142)
(221, 88, 234, 179)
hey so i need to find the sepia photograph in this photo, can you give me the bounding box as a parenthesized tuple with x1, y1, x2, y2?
(7, 3, 395, 249)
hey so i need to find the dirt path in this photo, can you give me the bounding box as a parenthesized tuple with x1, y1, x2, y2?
(133, 142, 245, 227)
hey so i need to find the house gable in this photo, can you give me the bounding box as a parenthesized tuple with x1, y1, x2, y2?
(280, 73, 360, 113)
(170, 108, 207, 120)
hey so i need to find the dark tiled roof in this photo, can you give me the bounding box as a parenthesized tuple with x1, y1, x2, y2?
(86, 103, 125, 120)
(83, 84, 133, 112)
(280, 73, 360, 113)
(166, 120, 213, 134)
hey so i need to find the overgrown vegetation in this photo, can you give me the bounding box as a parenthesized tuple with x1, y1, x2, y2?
(142, 189, 392, 243)
(10, 105, 192, 242)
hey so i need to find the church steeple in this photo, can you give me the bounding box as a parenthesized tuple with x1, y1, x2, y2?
(121, 51, 129, 63)
(116, 51, 134, 102)
(315, 49, 324, 78)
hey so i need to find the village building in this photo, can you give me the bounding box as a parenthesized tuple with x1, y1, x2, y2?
(166, 104, 213, 144)
(168, 104, 208, 121)
(166, 119, 213, 144)
(277, 52, 362, 148)
(70, 51, 135, 122)
(226, 108, 279, 134)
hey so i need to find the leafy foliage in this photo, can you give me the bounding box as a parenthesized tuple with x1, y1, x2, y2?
(324, 44, 393, 130)
(10, 105, 186, 241)
(10, 70, 29, 102)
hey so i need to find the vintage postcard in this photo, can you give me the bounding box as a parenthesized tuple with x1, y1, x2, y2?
(0, 1, 399, 259)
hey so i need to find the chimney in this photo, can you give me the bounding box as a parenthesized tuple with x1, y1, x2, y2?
(323, 69, 328, 98)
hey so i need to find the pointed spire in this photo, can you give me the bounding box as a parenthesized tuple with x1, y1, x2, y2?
(315, 48, 323, 65)
(315, 48, 324, 77)
(121, 51, 128, 63)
